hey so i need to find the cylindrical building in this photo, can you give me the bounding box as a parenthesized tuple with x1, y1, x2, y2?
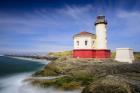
(95, 15, 107, 49)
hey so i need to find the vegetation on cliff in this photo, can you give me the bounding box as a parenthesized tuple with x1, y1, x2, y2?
(134, 52, 140, 61)
(82, 75, 140, 93)
(31, 75, 96, 90)
(48, 51, 72, 58)
(30, 51, 140, 93)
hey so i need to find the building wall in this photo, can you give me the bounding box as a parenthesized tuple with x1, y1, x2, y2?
(95, 24, 107, 49)
(73, 49, 111, 58)
(74, 36, 95, 49)
(73, 49, 96, 58)
(95, 49, 111, 58)
(115, 48, 135, 63)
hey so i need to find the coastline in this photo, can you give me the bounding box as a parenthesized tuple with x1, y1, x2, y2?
(9, 56, 49, 64)
(7, 56, 82, 93)
(30, 56, 140, 93)
(3, 50, 140, 93)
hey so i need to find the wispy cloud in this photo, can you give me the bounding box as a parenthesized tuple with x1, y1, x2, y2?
(0, 5, 95, 54)
(0, 4, 140, 54)
(116, 10, 140, 37)
(108, 10, 140, 51)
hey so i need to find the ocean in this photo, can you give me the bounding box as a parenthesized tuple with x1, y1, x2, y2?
(0, 56, 81, 93)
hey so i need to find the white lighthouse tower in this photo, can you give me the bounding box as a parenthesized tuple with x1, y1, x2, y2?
(73, 15, 111, 58)
(95, 15, 107, 49)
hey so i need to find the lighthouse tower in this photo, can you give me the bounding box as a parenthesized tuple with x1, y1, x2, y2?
(95, 15, 107, 49)
(73, 15, 111, 58)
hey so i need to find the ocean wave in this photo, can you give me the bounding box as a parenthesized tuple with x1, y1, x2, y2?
(0, 72, 81, 93)
(10, 57, 49, 65)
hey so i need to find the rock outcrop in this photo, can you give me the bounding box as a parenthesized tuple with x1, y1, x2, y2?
(31, 58, 140, 92)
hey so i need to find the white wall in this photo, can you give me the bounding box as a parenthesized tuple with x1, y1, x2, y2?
(95, 24, 107, 49)
(115, 48, 135, 63)
(74, 36, 95, 49)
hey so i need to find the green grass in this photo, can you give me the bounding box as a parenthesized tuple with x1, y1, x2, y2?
(31, 75, 97, 90)
(111, 52, 116, 58)
(32, 51, 140, 92)
(48, 51, 72, 58)
(134, 52, 140, 61)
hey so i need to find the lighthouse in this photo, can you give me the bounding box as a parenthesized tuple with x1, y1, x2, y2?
(73, 15, 111, 58)
(95, 15, 107, 49)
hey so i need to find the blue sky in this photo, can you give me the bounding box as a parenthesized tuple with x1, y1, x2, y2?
(0, 0, 140, 55)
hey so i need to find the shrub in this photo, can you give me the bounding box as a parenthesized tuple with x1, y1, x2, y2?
(48, 51, 72, 58)
(61, 81, 81, 90)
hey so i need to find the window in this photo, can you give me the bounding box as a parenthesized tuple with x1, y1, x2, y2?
(77, 41, 79, 46)
(85, 40, 88, 46)
(92, 41, 95, 47)
(93, 41, 94, 45)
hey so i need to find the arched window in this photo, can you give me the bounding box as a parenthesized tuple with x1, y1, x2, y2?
(85, 40, 88, 46)
(77, 41, 79, 46)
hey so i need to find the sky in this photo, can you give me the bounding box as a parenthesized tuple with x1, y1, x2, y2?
(0, 0, 140, 55)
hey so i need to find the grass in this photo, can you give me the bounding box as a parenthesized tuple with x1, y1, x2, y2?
(134, 52, 140, 61)
(48, 51, 72, 58)
(111, 52, 116, 58)
(31, 51, 140, 92)
(82, 75, 135, 93)
(31, 75, 97, 90)
(82, 85, 128, 93)
(31, 60, 140, 92)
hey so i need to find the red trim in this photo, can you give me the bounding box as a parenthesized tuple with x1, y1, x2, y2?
(74, 49, 110, 51)
(73, 49, 111, 58)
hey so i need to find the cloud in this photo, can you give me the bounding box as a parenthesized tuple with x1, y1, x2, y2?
(1, 4, 140, 54)
(0, 5, 96, 54)
(117, 10, 140, 18)
(0, 5, 95, 34)
(108, 10, 140, 51)
(116, 10, 140, 36)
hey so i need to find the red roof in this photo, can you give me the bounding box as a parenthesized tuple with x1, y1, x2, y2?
(79, 31, 93, 35)
(74, 31, 95, 36)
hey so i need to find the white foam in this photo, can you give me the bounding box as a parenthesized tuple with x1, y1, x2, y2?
(0, 73, 81, 93)
(10, 57, 49, 64)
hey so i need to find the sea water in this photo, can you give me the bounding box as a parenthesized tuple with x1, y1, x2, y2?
(0, 56, 81, 93)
